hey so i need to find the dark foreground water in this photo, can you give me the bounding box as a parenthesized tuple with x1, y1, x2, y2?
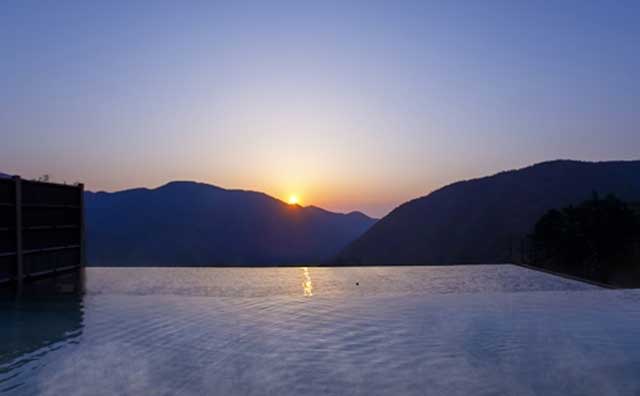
(2, 265, 640, 395)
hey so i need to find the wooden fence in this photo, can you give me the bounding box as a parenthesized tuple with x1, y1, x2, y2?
(0, 176, 85, 287)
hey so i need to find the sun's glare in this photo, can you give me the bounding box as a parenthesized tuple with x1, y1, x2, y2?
(288, 195, 300, 205)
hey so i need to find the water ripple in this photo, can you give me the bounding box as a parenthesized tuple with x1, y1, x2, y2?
(1, 266, 639, 395)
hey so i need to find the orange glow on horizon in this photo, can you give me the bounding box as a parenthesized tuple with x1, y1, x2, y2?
(288, 195, 300, 205)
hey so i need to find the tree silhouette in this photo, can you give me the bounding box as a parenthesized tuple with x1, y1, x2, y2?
(531, 194, 640, 286)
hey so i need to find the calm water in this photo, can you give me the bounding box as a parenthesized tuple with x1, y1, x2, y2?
(2, 265, 640, 395)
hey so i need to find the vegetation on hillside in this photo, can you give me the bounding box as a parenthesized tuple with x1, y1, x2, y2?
(530, 194, 640, 287)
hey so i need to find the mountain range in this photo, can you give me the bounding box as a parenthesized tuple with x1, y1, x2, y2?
(85, 181, 376, 266)
(336, 160, 640, 265)
(7, 159, 640, 267)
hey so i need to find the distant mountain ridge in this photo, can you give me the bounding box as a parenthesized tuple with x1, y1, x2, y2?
(85, 181, 376, 266)
(336, 160, 640, 265)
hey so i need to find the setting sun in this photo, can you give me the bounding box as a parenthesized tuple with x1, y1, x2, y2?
(288, 195, 300, 205)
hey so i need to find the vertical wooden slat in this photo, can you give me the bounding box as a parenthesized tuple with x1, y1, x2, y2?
(14, 176, 23, 289)
(508, 236, 513, 263)
(79, 183, 86, 268)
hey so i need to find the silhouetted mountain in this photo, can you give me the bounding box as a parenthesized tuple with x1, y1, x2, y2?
(336, 160, 640, 265)
(0, 172, 12, 179)
(85, 181, 376, 266)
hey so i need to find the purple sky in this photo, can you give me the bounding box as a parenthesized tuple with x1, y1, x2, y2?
(2, 1, 639, 216)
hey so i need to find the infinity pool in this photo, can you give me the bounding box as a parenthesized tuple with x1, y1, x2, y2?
(2, 265, 640, 395)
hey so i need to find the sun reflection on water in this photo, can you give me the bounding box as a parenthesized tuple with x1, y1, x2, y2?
(302, 267, 313, 297)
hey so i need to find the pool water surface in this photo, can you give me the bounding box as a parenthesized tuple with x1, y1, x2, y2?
(2, 265, 639, 396)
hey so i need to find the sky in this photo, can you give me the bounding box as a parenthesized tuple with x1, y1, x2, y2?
(1, 1, 639, 217)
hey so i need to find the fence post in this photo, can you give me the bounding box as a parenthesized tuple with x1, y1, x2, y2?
(78, 183, 86, 269)
(13, 176, 23, 290)
(509, 236, 513, 263)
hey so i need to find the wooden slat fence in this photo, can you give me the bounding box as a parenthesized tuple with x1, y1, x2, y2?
(0, 176, 85, 287)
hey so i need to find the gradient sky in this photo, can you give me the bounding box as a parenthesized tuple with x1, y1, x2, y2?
(2, 1, 639, 217)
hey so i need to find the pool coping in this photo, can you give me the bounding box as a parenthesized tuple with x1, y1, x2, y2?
(514, 263, 616, 289)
